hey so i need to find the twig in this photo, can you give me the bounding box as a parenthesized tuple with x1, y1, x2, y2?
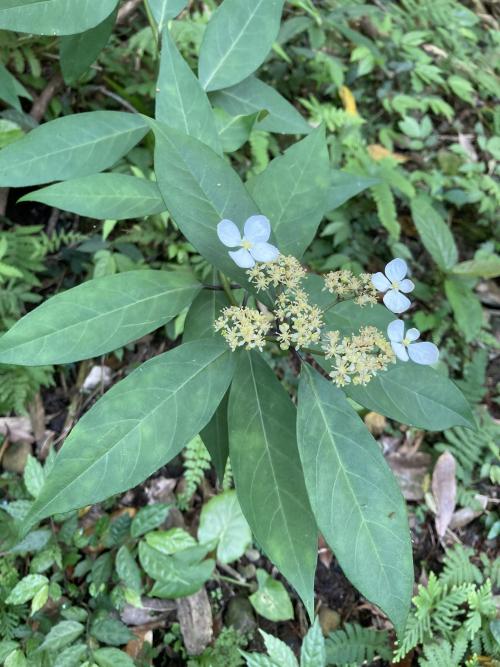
(83, 85, 138, 114)
(30, 72, 64, 123)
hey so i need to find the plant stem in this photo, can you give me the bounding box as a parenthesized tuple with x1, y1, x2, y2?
(218, 272, 238, 306)
(143, 0, 159, 54)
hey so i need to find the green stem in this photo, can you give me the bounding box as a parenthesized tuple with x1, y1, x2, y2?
(143, 0, 159, 54)
(218, 272, 238, 306)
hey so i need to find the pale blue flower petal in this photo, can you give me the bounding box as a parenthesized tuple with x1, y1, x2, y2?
(406, 327, 420, 342)
(383, 289, 411, 314)
(385, 258, 408, 283)
(371, 272, 391, 292)
(387, 319, 405, 343)
(217, 219, 242, 248)
(391, 342, 409, 361)
(244, 215, 271, 243)
(399, 278, 415, 294)
(250, 242, 279, 263)
(408, 342, 439, 365)
(229, 248, 255, 268)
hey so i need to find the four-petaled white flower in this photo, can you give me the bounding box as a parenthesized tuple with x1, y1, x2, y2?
(387, 319, 439, 365)
(371, 258, 414, 314)
(217, 215, 279, 269)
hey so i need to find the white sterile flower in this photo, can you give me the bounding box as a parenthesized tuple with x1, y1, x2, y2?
(217, 215, 279, 269)
(371, 258, 415, 314)
(387, 319, 439, 365)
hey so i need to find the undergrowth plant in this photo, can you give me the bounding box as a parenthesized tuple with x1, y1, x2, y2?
(0, 0, 480, 657)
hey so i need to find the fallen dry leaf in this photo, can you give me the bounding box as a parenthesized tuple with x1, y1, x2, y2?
(126, 629, 153, 661)
(432, 451, 457, 538)
(449, 495, 488, 530)
(387, 451, 432, 501)
(121, 598, 175, 626)
(177, 587, 213, 656)
(0, 416, 34, 443)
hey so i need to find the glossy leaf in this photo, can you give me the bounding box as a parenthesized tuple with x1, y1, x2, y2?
(210, 76, 311, 135)
(199, 0, 285, 92)
(156, 29, 221, 154)
(145, 528, 196, 555)
(149, 0, 187, 30)
(228, 351, 317, 617)
(198, 490, 252, 563)
(248, 126, 330, 258)
(345, 364, 475, 431)
(60, 8, 117, 83)
(21, 174, 165, 220)
(6, 574, 48, 605)
(297, 364, 413, 633)
(24, 340, 235, 525)
(152, 121, 259, 287)
(328, 171, 380, 211)
(0, 0, 119, 35)
(0, 111, 149, 187)
(130, 504, 171, 538)
(411, 195, 458, 270)
(0, 270, 200, 365)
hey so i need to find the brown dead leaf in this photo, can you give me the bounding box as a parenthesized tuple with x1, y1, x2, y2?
(367, 144, 407, 163)
(121, 598, 175, 626)
(386, 451, 432, 501)
(126, 629, 153, 661)
(364, 411, 386, 436)
(0, 417, 34, 443)
(318, 535, 333, 569)
(449, 495, 488, 530)
(432, 451, 457, 538)
(177, 588, 213, 656)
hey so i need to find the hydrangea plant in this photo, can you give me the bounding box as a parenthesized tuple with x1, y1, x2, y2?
(0, 0, 474, 639)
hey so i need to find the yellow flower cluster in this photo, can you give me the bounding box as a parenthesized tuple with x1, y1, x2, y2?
(321, 326, 395, 387)
(214, 306, 273, 351)
(323, 270, 378, 306)
(248, 255, 306, 291)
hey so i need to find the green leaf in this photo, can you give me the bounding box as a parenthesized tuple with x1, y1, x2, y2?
(183, 289, 228, 342)
(198, 490, 252, 563)
(24, 340, 235, 525)
(452, 255, 500, 279)
(214, 108, 264, 153)
(201, 391, 230, 481)
(138, 542, 214, 598)
(261, 631, 298, 667)
(130, 503, 170, 538)
(21, 174, 166, 220)
(115, 546, 142, 592)
(90, 616, 133, 646)
(0, 642, 19, 663)
(0, 111, 149, 187)
(23, 455, 45, 498)
(0, 270, 200, 365)
(31, 583, 49, 614)
(297, 365, 413, 633)
(6, 574, 48, 605)
(345, 364, 475, 431)
(59, 7, 117, 83)
(39, 621, 84, 652)
(323, 300, 394, 337)
(444, 278, 483, 343)
(249, 569, 294, 622)
(53, 644, 88, 667)
(145, 528, 197, 555)
(149, 0, 187, 31)
(4, 650, 26, 667)
(0, 63, 21, 111)
(301, 618, 326, 667)
(0, 0, 119, 35)
(156, 29, 221, 154)
(248, 126, 329, 258)
(228, 351, 317, 617)
(328, 171, 380, 211)
(199, 0, 285, 92)
(93, 648, 135, 667)
(410, 195, 458, 270)
(152, 121, 259, 287)
(210, 76, 310, 135)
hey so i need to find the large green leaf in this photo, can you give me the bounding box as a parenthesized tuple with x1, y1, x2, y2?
(0, 63, 21, 111)
(228, 351, 317, 617)
(214, 108, 264, 153)
(156, 29, 221, 154)
(0, 0, 119, 35)
(410, 195, 458, 270)
(149, 0, 187, 31)
(59, 7, 117, 83)
(297, 364, 413, 633)
(198, 0, 285, 92)
(328, 171, 380, 211)
(444, 277, 483, 343)
(210, 76, 311, 135)
(0, 270, 200, 365)
(201, 392, 230, 482)
(24, 340, 234, 525)
(0, 111, 148, 187)
(323, 300, 394, 337)
(20, 174, 165, 220)
(152, 121, 260, 287)
(344, 364, 475, 431)
(248, 126, 330, 258)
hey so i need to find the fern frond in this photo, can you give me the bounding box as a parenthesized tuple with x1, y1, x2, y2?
(325, 623, 391, 666)
(0, 365, 54, 414)
(177, 435, 211, 510)
(440, 545, 483, 588)
(370, 182, 400, 238)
